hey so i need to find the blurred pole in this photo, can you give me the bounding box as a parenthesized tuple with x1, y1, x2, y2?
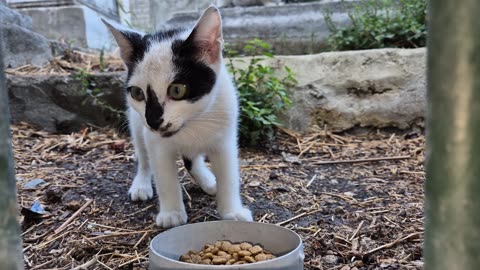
(426, 1, 480, 270)
(0, 34, 24, 268)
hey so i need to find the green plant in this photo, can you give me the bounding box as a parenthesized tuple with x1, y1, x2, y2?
(226, 39, 297, 146)
(324, 0, 427, 51)
(74, 69, 124, 117)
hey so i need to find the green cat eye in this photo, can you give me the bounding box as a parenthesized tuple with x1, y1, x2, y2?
(168, 84, 188, 100)
(129, 86, 145, 101)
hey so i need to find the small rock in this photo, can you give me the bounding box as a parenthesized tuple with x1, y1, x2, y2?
(340, 266, 351, 270)
(269, 172, 278, 180)
(343, 191, 355, 197)
(23, 178, 46, 189)
(322, 255, 338, 264)
(66, 200, 82, 210)
(248, 180, 261, 187)
(330, 179, 339, 184)
(281, 152, 301, 164)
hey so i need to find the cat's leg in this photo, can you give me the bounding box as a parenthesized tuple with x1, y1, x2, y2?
(183, 155, 217, 195)
(209, 138, 253, 221)
(128, 108, 153, 201)
(145, 133, 187, 228)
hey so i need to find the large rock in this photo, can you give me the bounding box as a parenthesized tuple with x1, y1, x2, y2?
(235, 48, 426, 131)
(7, 73, 126, 133)
(0, 3, 52, 68)
(0, 2, 32, 28)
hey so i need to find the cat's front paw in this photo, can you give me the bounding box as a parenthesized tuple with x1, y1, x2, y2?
(156, 210, 188, 228)
(221, 207, 253, 222)
(128, 177, 153, 201)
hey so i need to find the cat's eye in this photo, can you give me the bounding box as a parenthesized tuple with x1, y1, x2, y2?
(167, 84, 188, 100)
(129, 86, 145, 101)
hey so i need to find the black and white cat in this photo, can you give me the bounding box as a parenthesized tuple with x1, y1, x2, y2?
(102, 6, 253, 228)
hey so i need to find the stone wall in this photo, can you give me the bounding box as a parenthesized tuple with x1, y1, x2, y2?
(6, 48, 426, 133)
(129, 0, 151, 30)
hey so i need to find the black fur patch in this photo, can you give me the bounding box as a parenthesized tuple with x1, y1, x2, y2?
(171, 30, 217, 102)
(183, 157, 192, 171)
(123, 28, 185, 81)
(145, 85, 164, 130)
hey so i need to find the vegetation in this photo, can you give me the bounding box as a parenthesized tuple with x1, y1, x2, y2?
(226, 39, 297, 146)
(324, 0, 427, 51)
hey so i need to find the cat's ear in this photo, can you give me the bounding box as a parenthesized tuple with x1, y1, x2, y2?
(188, 6, 224, 64)
(102, 18, 143, 66)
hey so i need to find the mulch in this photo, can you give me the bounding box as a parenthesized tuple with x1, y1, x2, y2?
(13, 122, 425, 270)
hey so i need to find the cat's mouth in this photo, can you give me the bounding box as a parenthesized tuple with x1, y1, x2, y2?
(160, 125, 183, 138)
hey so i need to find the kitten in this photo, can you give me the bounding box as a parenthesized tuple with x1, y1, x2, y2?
(102, 6, 253, 228)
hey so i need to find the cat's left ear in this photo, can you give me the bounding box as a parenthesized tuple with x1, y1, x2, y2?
(189, 6, 224, 64)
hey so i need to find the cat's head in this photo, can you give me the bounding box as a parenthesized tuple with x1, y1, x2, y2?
(103, 7, 224, 137)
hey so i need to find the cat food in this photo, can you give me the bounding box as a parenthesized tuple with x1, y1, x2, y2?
(179, 240, 277, 265)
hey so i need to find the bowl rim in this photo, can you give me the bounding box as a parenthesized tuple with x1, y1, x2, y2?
(149, 220, 303, 268)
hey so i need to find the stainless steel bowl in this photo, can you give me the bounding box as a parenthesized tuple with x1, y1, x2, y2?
(149, 221, 304, 269)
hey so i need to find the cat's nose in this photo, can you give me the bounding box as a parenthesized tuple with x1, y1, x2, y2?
(159, 122, 172, 132)
(147, 117, 163, 130)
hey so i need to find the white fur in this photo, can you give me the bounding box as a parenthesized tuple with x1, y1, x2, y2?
(123, 10, 252, 228)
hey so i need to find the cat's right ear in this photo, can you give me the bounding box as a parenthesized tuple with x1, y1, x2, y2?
(102, 19, 143, 66)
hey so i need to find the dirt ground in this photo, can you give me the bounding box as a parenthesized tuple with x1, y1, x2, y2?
(13, 123, 425, 270)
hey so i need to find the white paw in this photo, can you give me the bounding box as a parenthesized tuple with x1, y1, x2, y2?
(128, 177, 153, 201)
(156, 210, 188, 228)
(221, 207, 253, 222)
(193, 168, 217, 196)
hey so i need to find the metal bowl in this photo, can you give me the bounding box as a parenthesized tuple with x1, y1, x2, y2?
(149, 221, 304, 269)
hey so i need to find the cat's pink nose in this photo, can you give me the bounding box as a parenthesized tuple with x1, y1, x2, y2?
(159, 122, 172, 132)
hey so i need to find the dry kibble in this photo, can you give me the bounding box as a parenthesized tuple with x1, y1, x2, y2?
(201, 259, 211, 265)
(202, 253, 214, 259)
(244, 256, 256, 263)
(255, 253, 268, 262)
(240, 242, 253, 250)
(249, 245, 263, 255)
(179, 240, 276, 265)
(229, 244, 242, 253)
(179, 254, 191, 261)
(191, 254, 202, 264)
(238, 250, 252, 257)
(212, 256, 228, 265)
(221, 241, 232, 251)
(217, 251, 228, 256)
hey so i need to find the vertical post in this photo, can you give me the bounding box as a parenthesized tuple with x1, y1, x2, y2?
(426, 1, 480, 270)
(0, 33, 24, 269)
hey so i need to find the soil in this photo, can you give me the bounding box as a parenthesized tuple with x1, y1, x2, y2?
(14, 123, 424, 270)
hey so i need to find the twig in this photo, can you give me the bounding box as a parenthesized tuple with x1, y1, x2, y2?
(309, 156, 410, 165)
(276, 209, 322, 226)
(349, 221, 365, 241)
(71, 256, 98, 270)
(54, 199, 93, 235)
(365, 232, 422, 255)
(306, 174, 317, 188)
(133, 231, 149, 249)
(85, 230, 155, 240)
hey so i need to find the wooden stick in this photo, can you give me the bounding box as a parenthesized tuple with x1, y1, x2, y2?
(365, 232, 421, 255)
(71, 256, 98, 270)
(310, 156, 410, 165)
(54, 199, 93, 235)
(306, 174, 317, 188)
(133, 231, 149, 249)
(349, 220, 365, 241)
(276, 209, 322, 226)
